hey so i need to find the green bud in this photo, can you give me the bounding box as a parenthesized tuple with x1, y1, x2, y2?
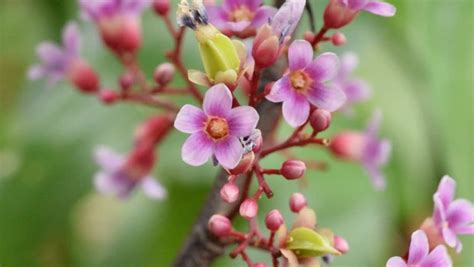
(286, 227, 341, 257)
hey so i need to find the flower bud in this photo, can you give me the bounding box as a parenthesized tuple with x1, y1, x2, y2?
(123, 145, 155, 180)
(254, 263, 268, 267)
(265, 209, 284, 231)
(220, 182, 239, 203)
(304, 31, 316, 43)
(310, 109, 332, 133)
(208, 214, 232, 237)
(333, 235, 350, 254)
(98, 15, 142, 56)
(228, 151, 255, 175)
(239, 198, 258, 220)
(68, 59, 100, 93)
(153, 0, 170, 16)
(331, 32, 347, 46)
(252, 25, 280, 69)
(281, 160, 306, 180)
(99, 89, 118, 104)
(134, 115, 174, 146)
(153, 63, 175, 86)
(290, 193, 307, 213)
(120, 72, 134, 90)
(323, 0, 359, 29)
(329, 132, 365, 162)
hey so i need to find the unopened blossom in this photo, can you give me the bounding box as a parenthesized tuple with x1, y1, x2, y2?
(206, 0, 276, 38)
(432, 175, 474, 252)
(330, 111, 391, 189)
(333, 52, 372, 113)
(79, 0, 150, 55)
(29, 22, 99, 93)
(94, 145, 166, 199)
(174, 84, 259, 169)
(324, 0, 396, 29)
(266, 40, 346, 127)
(386, 230, 452, 267)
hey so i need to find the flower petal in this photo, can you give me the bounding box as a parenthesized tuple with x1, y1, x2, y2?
(407, 230, 429, 265)
(363, 161, 386, 190)
(433, 194, 447, 226)
(446, 199, 474, 228)
(307, 84, 346, 112)
(94, 172, 116, 194)
(343, 79, 372, 103)
(94, 145, 124, 171)
(420, 245, 452, 267)
(386, 257, 407, 267)
(266, 75, 292, 103)
(282, 94, 309, 127)
(62, 22, 81, 56)
(305, 52, 340, 82)
(214, 136, 244, 169)
(270, 0, 306, 37)
(250, 6, 277, 28)
(455, 225, 474, 235)
(37, 42, 65, 65)
(206, 6, 230, 30)
(27, 65, 45, 80)
(203, 84, 233, 117)
(363, 1, 396, 17)
(141, 176, 167, 200)
(227, 106, 259, 136)
(442, 227, 458, 248)
(181, 131, 214, 166)
(174, 104, 207, 134)
(436, 175, 456, 208)
(288, 40, 313, 70)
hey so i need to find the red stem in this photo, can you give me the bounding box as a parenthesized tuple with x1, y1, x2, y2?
(311, 26, 329, 48)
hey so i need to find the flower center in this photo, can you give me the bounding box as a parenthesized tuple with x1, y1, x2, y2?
(229, 6, 255, 22)
(290, 70, 312, 92)
(205, 117, 229, 140)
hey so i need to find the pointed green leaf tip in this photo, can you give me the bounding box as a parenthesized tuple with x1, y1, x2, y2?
(286, 227, 341, 257)
(195, 25, 240, 83)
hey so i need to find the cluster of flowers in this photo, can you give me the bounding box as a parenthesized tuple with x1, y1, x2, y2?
(28, 0, 472, 266)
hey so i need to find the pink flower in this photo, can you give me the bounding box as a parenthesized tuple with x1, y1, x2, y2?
(79, 0, 150, 21)
(330, 111, 391, 189)
(432, 176, 474, 252)
(93, 145, 166, 199)
(270, 0, 306, 38)
(333, 52, 372, 113)
(174, 84, 259, 169)
(341, 0, 396, 16)
(28, 22, 81, 85)
(386, 230, 452, 267)
(266, 40, 346, 127)
(206, 0, 276, 37)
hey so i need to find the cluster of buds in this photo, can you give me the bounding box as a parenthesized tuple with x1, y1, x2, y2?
(208, 193, 350, 266)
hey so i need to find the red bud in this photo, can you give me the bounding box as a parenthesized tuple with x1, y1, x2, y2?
(153, 0, 170, 16)
(208, 214, 232, 237)
(239, 198, 258, 220)
(220, 182, 239, 203)
(265, 209, 284, 231)
(68, 60, 100, 93)
(310, 109, 332, 133)
(281, 160, 306, 180)
(289, 193, 307, 213)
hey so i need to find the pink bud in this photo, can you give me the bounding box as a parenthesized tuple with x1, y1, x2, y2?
(331, 32, 347, 46)
(124, 145, 155, 179)
(208, 214, 232, 237)
(153, 0, 170, 16)
(265, 209, 284, 231)
(68, 60, 100, 93)
(134, 116, 174, 146)
(323, 0, 359, 29)
(239, 199, 258, 220)
(252, 25, 280, 68)
(252, 135, 263, 153)
(99, 89, 118, 104)
(334, 235, 350, 254)
(229, 152, 255, 175)
(120, 72, 134, 90)
(329, 132, 365, 162)
(153, 63, 175, 86)
(254, 263, 268, 267)
(289, 193, 307, 213)
(310, 109, 332, 133)
(220, 182, 239, 203)
(303, 31, 315, 43)
(98, 15, 142, 56)
(281, 160, 306, 180)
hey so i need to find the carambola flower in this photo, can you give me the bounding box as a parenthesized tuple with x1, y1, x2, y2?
(330, 111, 391, 189)
(174, 84, 259, 169)
(29, 22, 100, 93)
(94, 145, 166, 200)
(432, 175, 474, 252)
(206, 0, 277, 38)
(333, 52, 372, 113)
(266, 40, 346, 127)
(386, 230, 452, 267)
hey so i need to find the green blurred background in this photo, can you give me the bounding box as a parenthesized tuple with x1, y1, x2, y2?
(0, 0, 472, 266)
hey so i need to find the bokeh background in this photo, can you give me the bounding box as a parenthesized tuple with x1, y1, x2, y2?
(0, 0, 472, 266)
